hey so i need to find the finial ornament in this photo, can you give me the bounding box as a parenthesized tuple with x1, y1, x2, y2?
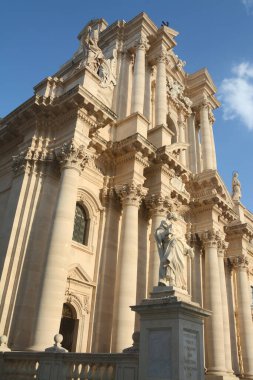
(232, 171, 242, 201)
(45, 334, 68, 352)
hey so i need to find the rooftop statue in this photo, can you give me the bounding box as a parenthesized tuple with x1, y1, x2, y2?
(155, 212, 194, 288)
(232, 171, 242, 202)
(81, 25, 104, 73)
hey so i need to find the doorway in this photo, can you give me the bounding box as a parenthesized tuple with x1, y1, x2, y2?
(59, 303, 79, 352)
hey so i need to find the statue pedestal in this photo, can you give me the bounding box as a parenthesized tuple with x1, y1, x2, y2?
(151, 285, 192, 303)
(131, 287, 211, 380)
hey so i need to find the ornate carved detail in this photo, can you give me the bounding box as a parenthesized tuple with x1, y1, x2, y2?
(174, 54, 186, 70)
(229, 256, 249, 270)
(12, 136, 54, 175)
(55, 139, 89, 172)
(100, 176, 116, 207)
(135, 35, 150, 51)
(166, 76, 192, 111)
(201, 229, 221, 248)
(115, 182, 148, 207)
(155, 48, 168, 64)
(217, 239, 228, 257)
(146, 193, 172, 215)
(65, 290, 90, 315)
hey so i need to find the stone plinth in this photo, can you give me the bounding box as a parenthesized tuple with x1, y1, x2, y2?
(147, 124, 174, 148)
(131, 288, 210, 380)
(115, 112, 149, 141)
(151, 285, 191, 303)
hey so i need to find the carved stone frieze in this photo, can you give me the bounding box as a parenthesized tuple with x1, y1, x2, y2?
(12, 136, 54, 175)
(100, 176, 116, 207)
(55, 139, 89, 173)
(166, 76, 192, 112)
(115, 182, 148, 208)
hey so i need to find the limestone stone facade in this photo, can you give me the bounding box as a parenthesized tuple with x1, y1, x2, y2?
(0, 12, 253, 380)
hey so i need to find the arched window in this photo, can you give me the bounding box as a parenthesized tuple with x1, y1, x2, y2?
(72, 203, 89, 245)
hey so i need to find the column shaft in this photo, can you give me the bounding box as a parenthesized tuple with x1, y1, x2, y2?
(218, 253, 234, 374)
(114, 203, 138, 351)
(113, 184, 146, 352)
(200, 104, 214, 170)
(234, 257, 253, 378)
(188, 114, 198, 173)
(155, 55, 167, 126)
(203, 232, 227, 374)
(131, 38, 148, 114)
(30, 141, 87, 350)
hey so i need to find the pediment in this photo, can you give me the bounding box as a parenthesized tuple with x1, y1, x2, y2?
(68, 264, 92, 284)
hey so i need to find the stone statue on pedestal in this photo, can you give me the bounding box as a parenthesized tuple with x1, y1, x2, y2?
(232, 171, 241, 201)
(155, 212, 194, 288)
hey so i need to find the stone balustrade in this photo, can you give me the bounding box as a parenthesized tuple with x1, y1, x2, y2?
(0, 352, 139, 380)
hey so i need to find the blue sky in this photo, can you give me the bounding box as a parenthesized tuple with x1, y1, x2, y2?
(1, 0, 253, 211)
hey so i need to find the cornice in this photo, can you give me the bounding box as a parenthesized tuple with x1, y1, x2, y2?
(225, 222, 253, 241)
(155, 145, 190, 177)
(112, 132, 156, 159)
(188, 169, 237, 223)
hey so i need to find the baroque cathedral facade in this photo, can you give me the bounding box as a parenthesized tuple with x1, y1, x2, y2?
(0, 12, 253, 380)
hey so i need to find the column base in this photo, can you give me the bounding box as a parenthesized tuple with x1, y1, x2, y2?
(205, 374, 239, 380)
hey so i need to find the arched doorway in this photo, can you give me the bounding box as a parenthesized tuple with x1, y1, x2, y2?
(59, 303, 79, 352)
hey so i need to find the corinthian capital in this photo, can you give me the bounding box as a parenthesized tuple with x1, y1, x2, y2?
(146, 193, 172, 215)
(155, 48, 168, 64)
(55, 140, 89, 173)
(135, 35, 150, 51)
(115, 182, 148, 207)
(229, 256, 249, 271)
(201, 229, 221, 248)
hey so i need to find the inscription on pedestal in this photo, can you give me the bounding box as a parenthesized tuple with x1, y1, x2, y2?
(147, 329, 172, 379)
(183, 330, 198, 379)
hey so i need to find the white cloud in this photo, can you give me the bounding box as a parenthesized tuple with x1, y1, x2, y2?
(219, 62, 253, 130)
(241, 0, 253, 14)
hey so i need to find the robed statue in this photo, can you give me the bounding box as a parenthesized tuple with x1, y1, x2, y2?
(155, 212, 194, 288)
(232, 172, 241, 201)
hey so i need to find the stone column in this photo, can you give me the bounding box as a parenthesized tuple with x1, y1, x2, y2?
(199, 98, 215, 171)
(155, 49, 167, 127)
(218, 243, 234, 375)
(188, 113, 198, 173)
(146, 194, 171, 292)
(202, 230, 227, 375)
(178, 113, 187, 166)
(232, 256, 253, 378)
(30, 140, 88, 350)
(113, 183, 147, 352)
(131, 36, 149, 114)
(117, 50, 129, 119)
